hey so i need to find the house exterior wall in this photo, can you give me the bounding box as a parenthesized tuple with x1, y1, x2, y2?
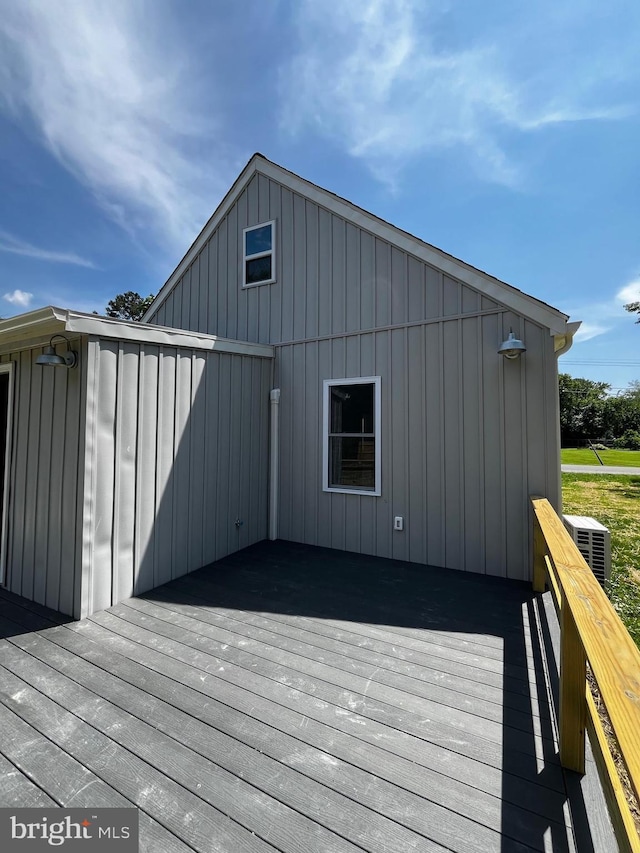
(1, 341, 87, 616)
(275, 315, 558, 581)
(147, 173, 505, 344)
(147, 170, 562, 581)
(83, 338, 272, 615)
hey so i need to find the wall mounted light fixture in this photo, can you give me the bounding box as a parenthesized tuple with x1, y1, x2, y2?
(35, 334, 78, 369)
(498, 329, 526, 360)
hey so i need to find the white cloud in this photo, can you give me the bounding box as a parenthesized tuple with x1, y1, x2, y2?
(617, 280, 640, 305)
(281, 0, 635, 187)
(0, 0, 227, 251)
(4, 289, 33, 308)
(572, 322, 611, 343)
(562, 275, 640, 343)
(0, 229, 95, 268)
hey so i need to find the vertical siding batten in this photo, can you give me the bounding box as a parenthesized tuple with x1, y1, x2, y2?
(7, 351, 28, 595)
(93, 341, 118, 612)
(33, 355, 54, 605)
(293, 193, 306, 341)
(23, 350, 43, 599)
(481, 314, 504, 577)
(476, 316, 486, 575)
(45, 362, 66, 610)
(188, 352, 206, 571)
(134, 344, 159, 595)
(78, 339, 98, 618)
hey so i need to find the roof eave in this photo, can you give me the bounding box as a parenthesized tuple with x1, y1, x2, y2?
(0, 306, 274, 359)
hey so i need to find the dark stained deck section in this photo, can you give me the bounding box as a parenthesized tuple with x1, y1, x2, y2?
(0, 541, 616, 852)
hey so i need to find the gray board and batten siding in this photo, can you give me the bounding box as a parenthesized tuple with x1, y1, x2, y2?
(84, 338, 273, 616)
(0, 313, 274, 618)
(147, 165, 563, 581)
(0, 340, 87, 617)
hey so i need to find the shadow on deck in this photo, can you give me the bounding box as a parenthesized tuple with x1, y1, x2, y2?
(0, 541, 616, 852)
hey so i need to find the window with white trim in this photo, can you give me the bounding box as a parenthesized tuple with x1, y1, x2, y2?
(323, 377, 381, 495)
(243, 220, 276, 287)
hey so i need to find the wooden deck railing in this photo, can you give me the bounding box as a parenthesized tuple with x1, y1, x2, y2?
(531, 497, 640, 852)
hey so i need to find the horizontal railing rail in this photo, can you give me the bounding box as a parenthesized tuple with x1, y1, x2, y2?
(531, 497, 640, 853)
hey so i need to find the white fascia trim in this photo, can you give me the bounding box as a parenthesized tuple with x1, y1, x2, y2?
(63, 312, 274, 358)
(323, 376, 382, 497)
(0, 306, 68, 343)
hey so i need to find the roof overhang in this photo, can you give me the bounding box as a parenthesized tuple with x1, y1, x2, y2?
(553, 321, 582, 356)
(145, 153, 573, 335)
(0, 307, 274, 359)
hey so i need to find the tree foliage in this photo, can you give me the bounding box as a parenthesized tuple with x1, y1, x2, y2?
(559, 374, 609, 445)
(559, 373, 640, 446)
(106, 291, 154, 321)
(624, 301, 640, 323)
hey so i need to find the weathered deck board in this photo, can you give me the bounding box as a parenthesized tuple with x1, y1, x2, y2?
(0, 689, 191, 853)
(40, 622, 563, 850)
(0, 540, 617, 853)
(164, 566, 543, 692)
(84, 605, 564, 800)
(64, 612, 570, 829)
(0, 751, 57, 808)
(0, 661, 279, 853)
(4, 632, 458, 853)
(116, 595, 546, 746)
(139, 584, 552, 726)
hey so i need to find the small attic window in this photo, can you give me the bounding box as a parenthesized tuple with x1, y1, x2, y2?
(243, 221, 275, 287)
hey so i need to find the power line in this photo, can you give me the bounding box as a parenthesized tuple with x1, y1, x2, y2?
(561, 361, 640, 367)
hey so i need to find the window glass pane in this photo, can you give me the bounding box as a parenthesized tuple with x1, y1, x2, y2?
(246, 255, 272, 284)
(329, 436, 375, 489)
(245, 224, 272, 257)
(330, 384, 373, 434)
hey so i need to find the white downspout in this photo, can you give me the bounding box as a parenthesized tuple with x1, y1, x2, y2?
(269, 389, 281, 540)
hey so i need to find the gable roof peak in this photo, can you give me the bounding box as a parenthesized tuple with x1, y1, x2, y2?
(144, 155, 572, 334)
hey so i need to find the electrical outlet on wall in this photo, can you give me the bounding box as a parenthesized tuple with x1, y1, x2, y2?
(394, 516, 404, 531)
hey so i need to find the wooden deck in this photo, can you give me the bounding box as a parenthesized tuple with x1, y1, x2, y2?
(0, 541, 617, 852)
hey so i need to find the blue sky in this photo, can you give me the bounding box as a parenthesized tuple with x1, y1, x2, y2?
(0, 0, 638, 390)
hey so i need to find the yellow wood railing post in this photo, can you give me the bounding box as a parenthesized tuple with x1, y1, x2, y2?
(560, 603, 586, 773)
(532, 515, 546, 593)
(531, 496, 640, 849)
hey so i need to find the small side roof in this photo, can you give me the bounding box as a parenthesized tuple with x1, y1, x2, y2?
(0, 306, 274, 358)
(145, 153, 573, 335)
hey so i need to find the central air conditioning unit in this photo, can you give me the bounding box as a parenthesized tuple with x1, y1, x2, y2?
(563, 515, 611, 588)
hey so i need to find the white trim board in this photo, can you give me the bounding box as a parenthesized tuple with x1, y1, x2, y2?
(145, 153, 572, 335)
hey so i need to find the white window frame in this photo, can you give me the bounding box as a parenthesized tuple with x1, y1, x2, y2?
(242, 220, 276, 288)
(323, 376, 381, 496)
(0, 362, 15, 585)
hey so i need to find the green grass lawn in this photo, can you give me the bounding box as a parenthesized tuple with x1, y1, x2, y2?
(562, 473, 640, 647)
(561, 448, 640, 466)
